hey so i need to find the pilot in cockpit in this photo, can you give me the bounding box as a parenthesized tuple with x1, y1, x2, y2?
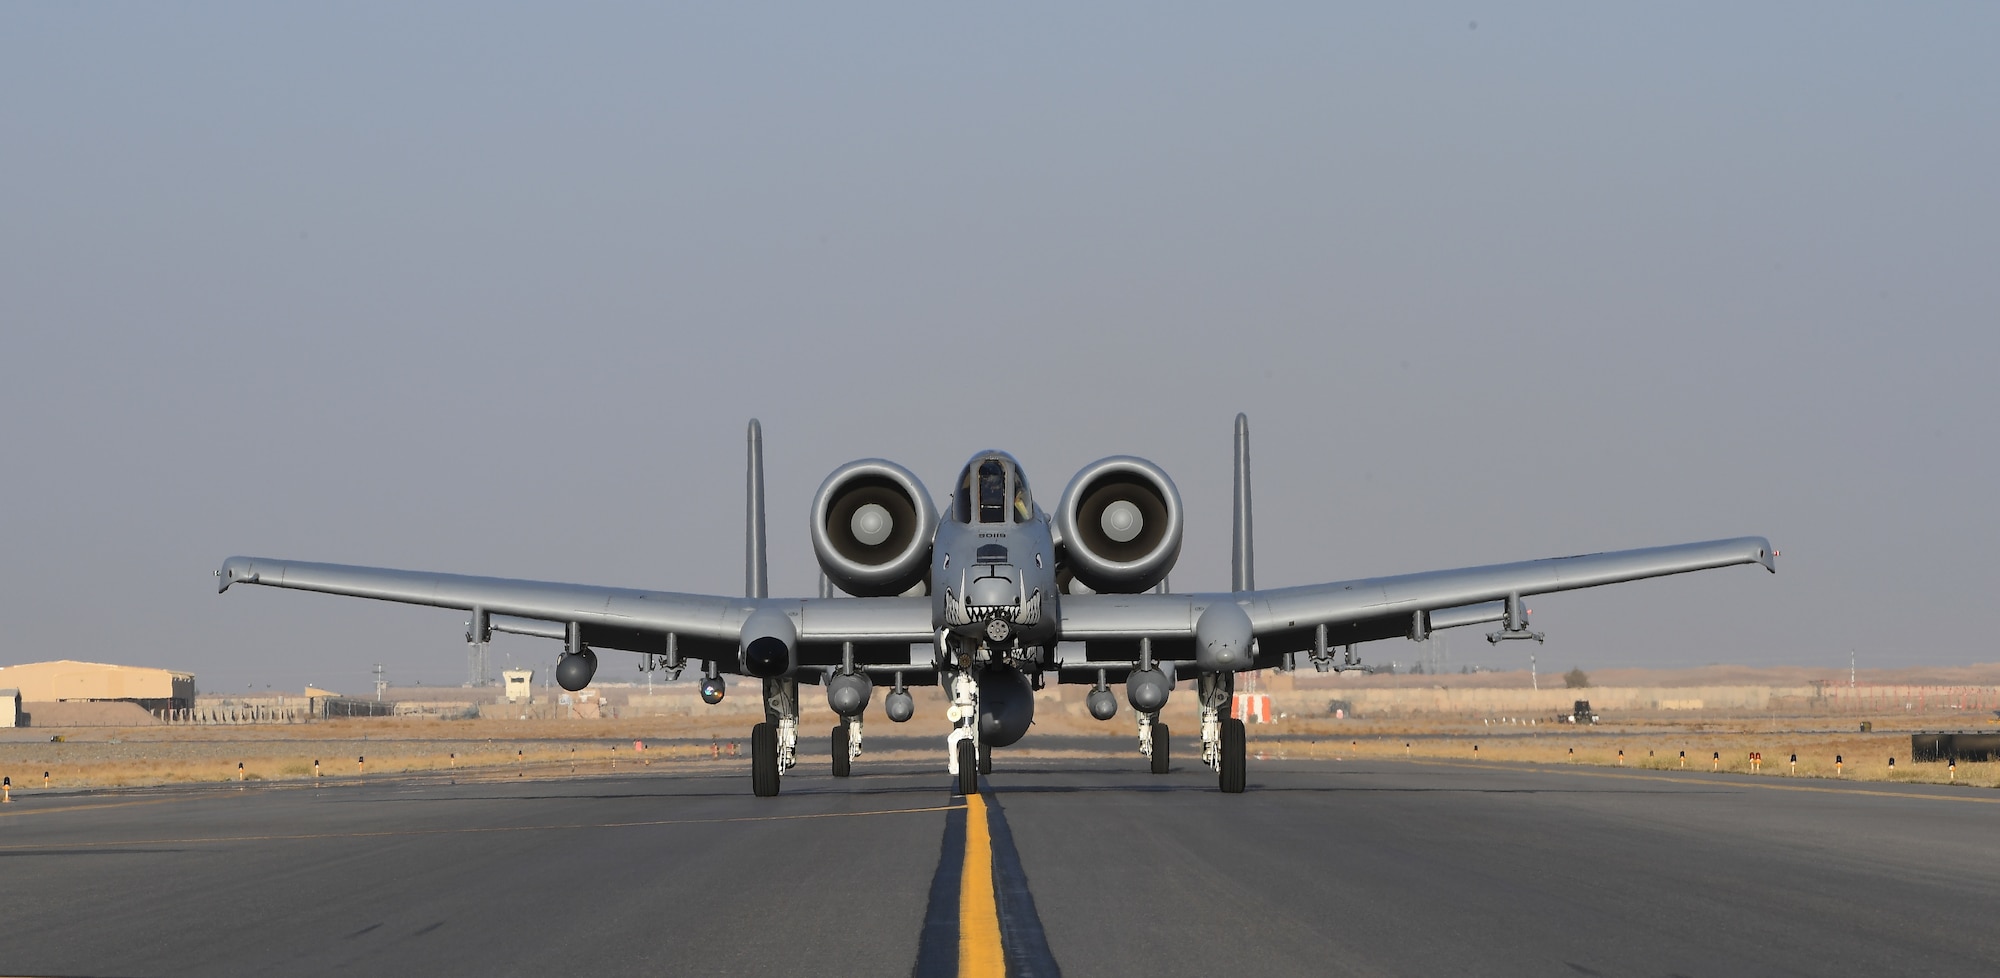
(978, 460, 1007, 523)
(960, 456, 1034, 525)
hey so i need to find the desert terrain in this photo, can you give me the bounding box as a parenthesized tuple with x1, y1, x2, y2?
(6, 663, 1999, 792)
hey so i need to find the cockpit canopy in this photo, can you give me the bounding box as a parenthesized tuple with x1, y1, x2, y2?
(954, 452, 1034, 525)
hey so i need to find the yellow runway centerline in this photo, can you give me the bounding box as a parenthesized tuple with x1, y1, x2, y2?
(958, 791, 1004, 977)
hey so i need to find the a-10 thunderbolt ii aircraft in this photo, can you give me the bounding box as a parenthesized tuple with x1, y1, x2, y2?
(217, 416, 1775, 796)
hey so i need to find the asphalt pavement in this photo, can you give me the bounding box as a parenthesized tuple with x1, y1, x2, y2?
(2, 747, 1996, 977)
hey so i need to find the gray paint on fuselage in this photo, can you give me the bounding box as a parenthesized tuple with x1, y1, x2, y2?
(931, 452, 1061, 651)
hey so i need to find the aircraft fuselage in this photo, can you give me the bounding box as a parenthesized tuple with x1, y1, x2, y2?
(929, 451, 1060, 657)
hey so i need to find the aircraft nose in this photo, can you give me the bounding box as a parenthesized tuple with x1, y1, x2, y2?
(965, 567, 1019, 609)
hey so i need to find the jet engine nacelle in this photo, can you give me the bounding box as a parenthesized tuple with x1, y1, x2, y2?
(1055, 457, 1184, 593)
(977, 666, 1035, 748)
(811, 459, 938, 597)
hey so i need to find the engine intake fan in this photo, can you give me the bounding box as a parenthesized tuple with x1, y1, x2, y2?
(811, 459, 937, 596)
(1055, 456, 1183, 593)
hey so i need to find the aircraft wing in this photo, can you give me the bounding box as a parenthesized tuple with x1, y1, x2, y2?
(1056, 536, 1775, 670)
(215, 556, 934, 672)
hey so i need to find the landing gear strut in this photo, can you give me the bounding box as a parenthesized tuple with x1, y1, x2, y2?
(945, 666, 981, 794)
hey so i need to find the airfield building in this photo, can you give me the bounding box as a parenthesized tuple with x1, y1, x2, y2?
(0, 660, 196, 712)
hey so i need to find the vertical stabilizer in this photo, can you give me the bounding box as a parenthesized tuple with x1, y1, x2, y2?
(1232, 413, 1254, 593)
(746, 419, 768, 599)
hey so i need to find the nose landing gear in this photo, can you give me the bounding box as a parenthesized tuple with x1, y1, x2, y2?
(945, 666, 981, 794)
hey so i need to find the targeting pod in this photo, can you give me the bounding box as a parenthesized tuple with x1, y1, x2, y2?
(556, 622, 598, 691)
(556, 649, 597, 692)
(699, 675, 726, 705)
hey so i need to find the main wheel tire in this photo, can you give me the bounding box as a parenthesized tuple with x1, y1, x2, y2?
(1150, 722, 1171, 774)
(957, 739, 978, 795)
(1219, 717, 1246, 794)
(831, 723, 851, 778)
(751, 722, 780, 797)
(977, 742, 993, 775)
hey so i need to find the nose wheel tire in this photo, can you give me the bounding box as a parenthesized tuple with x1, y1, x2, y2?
(831, 724, 852, 778)
(1218, 717, 1246, 794)
(956, 740, 978, 795)
(1150, 722, 1171, 774)
(751, 722, 780, 797)
(977, 743, 993, 775)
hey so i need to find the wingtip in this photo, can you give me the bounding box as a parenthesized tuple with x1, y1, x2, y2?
(216, 556, 258, 592)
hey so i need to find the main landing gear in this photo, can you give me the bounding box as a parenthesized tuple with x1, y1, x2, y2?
(831, 720, 852, 778)
(752, 677, 800, 798)
(831, 711, 865, 778)
(1218, 716, 1246, 793)
(1137, 710, 1171, 775)
(751, 722, 780, 797)
(1201, 671, 1247, 794)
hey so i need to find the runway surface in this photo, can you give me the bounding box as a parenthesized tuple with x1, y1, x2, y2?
(4, 747, 1998, 977)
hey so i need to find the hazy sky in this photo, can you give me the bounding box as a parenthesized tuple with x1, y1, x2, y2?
(4, 6, 1995, 694)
